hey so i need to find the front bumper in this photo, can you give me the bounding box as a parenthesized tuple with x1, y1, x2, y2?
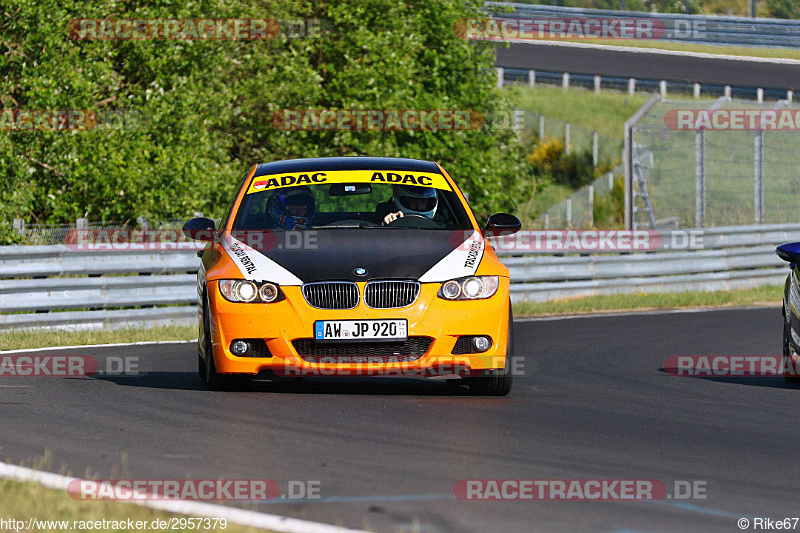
(207, 279, 511, 376)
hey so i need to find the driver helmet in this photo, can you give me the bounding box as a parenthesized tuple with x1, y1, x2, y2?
(392, 185, 438, 219)
(267, 186, 315, 229)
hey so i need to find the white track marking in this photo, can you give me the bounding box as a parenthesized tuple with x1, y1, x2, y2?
(0, 340, 196, 355)
(502, 39, 800, 65)
(0, 462, 365, 533)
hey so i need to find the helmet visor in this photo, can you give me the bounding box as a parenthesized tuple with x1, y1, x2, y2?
(397, 196, 437, 212)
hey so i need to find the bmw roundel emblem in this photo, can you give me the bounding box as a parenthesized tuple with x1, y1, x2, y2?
(353, 267, 367, 276)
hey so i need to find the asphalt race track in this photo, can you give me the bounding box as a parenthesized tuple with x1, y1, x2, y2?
(2, 307, 799, 532)
(495, 42, 800, 89)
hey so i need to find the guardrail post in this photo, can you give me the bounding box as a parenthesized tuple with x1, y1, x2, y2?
(539, 115, 545, 139)
(528, 69, 536, 88)
(566, 198, 572, 229)
(608, 172, 614, 190)
(695, 130, 706, 228)
(659, 80, 667, 98)
(562, 72, 570, 90)
(496, 67, 504, 89)
(594, 75, 601, 94)
(544, 212, 550, 230)
(588, 185, 595, 227)
(592, 131, 599, 167)
(13, 219, 25, 237)
(693, 83, 701, 99)
(724, 85, 731, 98)
(565, 123, 571, 155)
(757, 88, 764, 103)
(755, 129, 764, 223)
(628, 78, 636, 95)
(788, 90, 794, 103)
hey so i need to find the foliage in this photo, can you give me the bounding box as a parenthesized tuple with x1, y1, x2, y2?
(0, 0, 528, 242)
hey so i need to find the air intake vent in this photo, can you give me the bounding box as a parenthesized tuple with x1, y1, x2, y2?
(292, 337, 432, 363)
(364, 281, 420, 309)
(302, 282, 359, 309)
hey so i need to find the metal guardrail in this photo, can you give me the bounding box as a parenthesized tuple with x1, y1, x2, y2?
(490, 3, 800, 48)
(1, 224, 797, 330)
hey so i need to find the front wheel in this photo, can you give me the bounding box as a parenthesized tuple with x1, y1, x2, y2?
(469, 306, 514, 396)
(201, 297, 248, 391)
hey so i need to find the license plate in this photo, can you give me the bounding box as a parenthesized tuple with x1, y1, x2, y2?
(314, 319, 407, 342)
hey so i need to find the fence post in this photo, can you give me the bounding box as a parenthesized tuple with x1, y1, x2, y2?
(565, 123, 571, 155)
(592, 131, 599, 167)
(562, 72, 570, 90)
(588, 185, 595, 227)
(695, 130, 705, 228)
(754, 129, 764, 223)
(594, 75, 601, 94)
(13, 218, 25, 237)
(628, 78, 636, 95)
(496, 67, 504, 89)
(539, 115, 545, 139)
(757, 88, 764, 103)
(693, 83, 701, 99)
(76, 217, 88, 231)
(608, 172, 614, 190)
(659, 80, 667, 98)
(788, 90, 794, 103)
(528, 69, 536, 88)
(544, 213, 550, 230)
(566, 198, 572, 229)
(724, 85, 731, 98)
(137, 216, 150, 231)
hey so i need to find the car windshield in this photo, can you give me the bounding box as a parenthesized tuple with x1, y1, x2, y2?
(232, 173, 473, 231)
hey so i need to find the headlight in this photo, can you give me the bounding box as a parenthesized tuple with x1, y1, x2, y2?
(219, 280, 284, 303)
(438, 276, 499, 300)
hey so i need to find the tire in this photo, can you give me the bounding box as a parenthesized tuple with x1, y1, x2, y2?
(201, 297, 247, 391)
(783, 320, 800, 383)
(469, 306, 514, 396)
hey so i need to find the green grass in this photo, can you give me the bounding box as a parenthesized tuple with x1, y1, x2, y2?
(553, 38, 800, 61)
(513, 284, 783, 316)
(0, 325, 196, 351)
(0, 476, 270, 532)
(505, 84, 651, 139)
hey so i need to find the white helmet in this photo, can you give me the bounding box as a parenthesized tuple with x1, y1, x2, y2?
(392, 185, 438, 218)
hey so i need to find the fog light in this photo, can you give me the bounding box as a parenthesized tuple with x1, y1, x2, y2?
(231, 340, 250, 356)
(472, 336, 491, 353)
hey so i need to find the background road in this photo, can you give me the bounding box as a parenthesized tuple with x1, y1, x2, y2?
(496, 42, 800, 89)
(2, 307, 799, 532)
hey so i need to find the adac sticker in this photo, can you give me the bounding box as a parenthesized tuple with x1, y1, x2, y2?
(247, 170, 451, 194)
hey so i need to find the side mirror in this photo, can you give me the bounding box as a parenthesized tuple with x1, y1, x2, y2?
(777, 242, 800, 269)
(182, 217, 216, 241)
(483, 213, 521, 237)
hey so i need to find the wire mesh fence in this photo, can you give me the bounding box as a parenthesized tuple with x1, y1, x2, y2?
(531, 169, 620, 229)
(630, 97, 800, 229)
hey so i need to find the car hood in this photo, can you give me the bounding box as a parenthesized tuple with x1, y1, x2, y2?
(220, 229, 485, 284)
